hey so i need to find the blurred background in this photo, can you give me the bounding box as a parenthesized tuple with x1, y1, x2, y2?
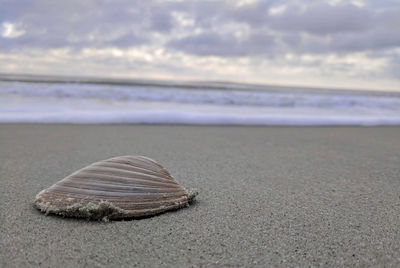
(1, 0, 400, 125)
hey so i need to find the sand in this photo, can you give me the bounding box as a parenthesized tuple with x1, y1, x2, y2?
(1, 124, 400, 267)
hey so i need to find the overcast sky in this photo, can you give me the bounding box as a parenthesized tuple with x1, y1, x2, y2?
(1, 0, 399, 90)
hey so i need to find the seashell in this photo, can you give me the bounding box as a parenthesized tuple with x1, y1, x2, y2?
(35, 155, 198, 221)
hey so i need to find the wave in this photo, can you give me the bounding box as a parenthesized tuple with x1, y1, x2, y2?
(1, 79, 400, 125)
(1, 81, 400, 109)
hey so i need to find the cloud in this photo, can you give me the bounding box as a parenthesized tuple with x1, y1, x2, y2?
(268, 3, 372, 35)
(0, 0, 154, 49)
(167, 30, 276, 57)
(1, 0, 399, 54)
(1, 22, 25, 38)
(0, 0, 399, 90)
(163, 0, 400, 58)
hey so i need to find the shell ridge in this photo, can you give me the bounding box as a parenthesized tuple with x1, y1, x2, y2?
(57, 181, 186, 194)
(68, 171, 179, 186)
(91, 162, 174, 179)
(48, 186, 188, 200)
(123, 155, 164, 167)
(68, 173, 179, 188)
(65, 177, 182, 189)
(110, 155, 164, 168)
(110, 156, 171, 176)
(79, 166, 179, 185)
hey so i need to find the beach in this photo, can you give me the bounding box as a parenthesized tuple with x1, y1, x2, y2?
(1, 124, 400, 267)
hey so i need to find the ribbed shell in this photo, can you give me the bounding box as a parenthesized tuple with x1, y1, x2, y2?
(35, 155, 198, 220)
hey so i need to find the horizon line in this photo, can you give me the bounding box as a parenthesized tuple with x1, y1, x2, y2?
(1, 72, 399, 94)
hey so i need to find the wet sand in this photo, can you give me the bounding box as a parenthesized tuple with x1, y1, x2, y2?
(1, 124, 400, 267)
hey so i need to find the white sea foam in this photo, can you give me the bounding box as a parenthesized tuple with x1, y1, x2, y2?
(1, 80, 400, 125)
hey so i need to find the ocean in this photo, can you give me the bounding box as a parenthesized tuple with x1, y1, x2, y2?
(1, 74, 400, 125)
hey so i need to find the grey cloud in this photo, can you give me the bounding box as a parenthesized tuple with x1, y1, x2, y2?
(149, 8, 174, 33)
(334, 28, 400, 52)
(269, 3, 372, 35)
(0, 0, 399, 58)
(390, 55, 400, 79)
(166, 1, 400, 57)
(229, 0, 279, 27)
(167, 31, 275, 57)
(0, 0, 154, 50)
(167, 32, 244, 57)
(172, 1, 230, 29)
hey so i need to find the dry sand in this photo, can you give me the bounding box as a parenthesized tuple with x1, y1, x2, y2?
(1, 124, 400, 267)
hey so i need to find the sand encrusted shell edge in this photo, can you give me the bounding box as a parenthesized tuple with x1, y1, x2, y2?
(35, 199, 128, 222)
(35, 188, 198, 221)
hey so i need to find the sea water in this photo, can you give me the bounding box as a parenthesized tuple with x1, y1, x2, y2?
(1, 75, 400, 125)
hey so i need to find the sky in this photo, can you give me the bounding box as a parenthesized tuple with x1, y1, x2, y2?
(1, 0, 399, 91)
